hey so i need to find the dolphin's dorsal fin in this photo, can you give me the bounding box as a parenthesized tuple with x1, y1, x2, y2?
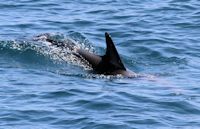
(103, 32, 126, 71)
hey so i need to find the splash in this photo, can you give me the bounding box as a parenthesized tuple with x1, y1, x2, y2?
(0, 33, 96, 71)
(33, 33, 95, 70)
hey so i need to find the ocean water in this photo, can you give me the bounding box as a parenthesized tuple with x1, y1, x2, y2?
(0, 0, 200, 129)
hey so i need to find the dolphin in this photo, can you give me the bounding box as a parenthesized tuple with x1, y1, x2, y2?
(35, 32, 136, 77)
(76, 32, 136, 77)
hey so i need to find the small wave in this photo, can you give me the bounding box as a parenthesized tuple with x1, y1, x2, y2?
(0, 32, 96, 71)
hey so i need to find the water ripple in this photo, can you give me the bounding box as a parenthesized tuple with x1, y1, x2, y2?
(1, 0, 200, 128)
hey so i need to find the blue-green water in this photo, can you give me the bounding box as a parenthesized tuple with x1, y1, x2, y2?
(1, 0, 200, 129)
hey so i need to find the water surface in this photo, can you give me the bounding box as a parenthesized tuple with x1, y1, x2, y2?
(0, 0, 200, 129)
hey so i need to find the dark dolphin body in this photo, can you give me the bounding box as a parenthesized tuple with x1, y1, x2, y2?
(35, 32, 136, 77)
(76, 33, 136, 77)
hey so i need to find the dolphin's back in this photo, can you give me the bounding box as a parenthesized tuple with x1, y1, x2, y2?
(77, 32, 126, 74)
